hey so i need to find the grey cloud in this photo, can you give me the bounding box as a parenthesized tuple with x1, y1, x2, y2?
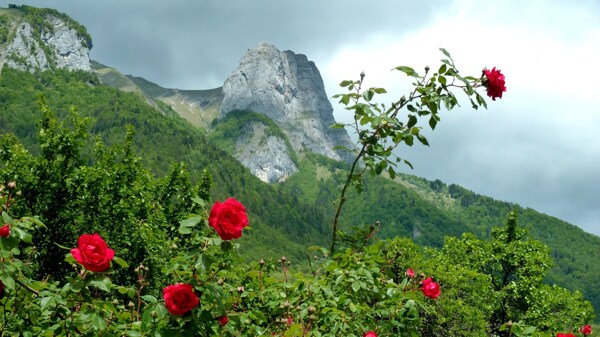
(15, 0, 447, 88)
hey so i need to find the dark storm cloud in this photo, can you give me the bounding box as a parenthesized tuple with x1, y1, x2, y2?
(14, 0, 447, 88)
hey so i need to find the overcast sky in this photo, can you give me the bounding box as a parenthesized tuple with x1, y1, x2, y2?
(12, 0, 600, 235)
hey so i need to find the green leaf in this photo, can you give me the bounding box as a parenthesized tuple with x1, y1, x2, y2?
(439, 48, 453, 61)
(407, 115, 417, 128)
(404, 159, 414, 170)
(339, 80, 353, 87)
(394, 66, 419, 77)
(191, 197, 207, 207)
(90, 311, 107, 331)
(2, 212, 13, 225)
(113, 256, 129, 268)
(429, 116, 438, 130)
(340, 94, 350, 105)
(438, 75, 447, 86)
(372, 87, 387, 94)
(13, 227, 32, 243)
(438, 64, 447, 74)
(0, 272, 15, 290)
(179, 215, 201, 228)
(476, 93, 488, 109)
(141, 295, 158, 304)
(417, 134, 430, 146)
(388, 167, 396, 180)
(330, 122, 346, 129)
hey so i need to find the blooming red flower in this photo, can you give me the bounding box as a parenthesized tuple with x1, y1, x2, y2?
(0, 224, 9, 237)
(556, 333, 576, 337)
(580, 325, 592, 336)
(483, 67, 506, 101)
(163, 283, 199, 316)
(71, 233, 115, 272)
(209, 198, 249, 240)
(421, 277, 441, 299)
(286, 317, 294, 325)
(363, 331, 378, 337)
(217, 315, 228, 326)
(406, 268, 415, 278)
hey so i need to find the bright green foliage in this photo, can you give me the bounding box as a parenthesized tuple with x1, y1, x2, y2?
(0, 66, 330, 263)
(435, 212, 594, 335)
(0, 97, 201, 290)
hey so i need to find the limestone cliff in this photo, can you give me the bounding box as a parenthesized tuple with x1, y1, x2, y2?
(220, 43, 354, 181)
(0, 6, 91, 72)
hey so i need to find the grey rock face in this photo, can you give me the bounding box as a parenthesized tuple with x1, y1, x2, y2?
(234, 121, 298, 183)
(221, 43, 354, 164)
(42, 16, 91, 71)
(0, 14, 90, 72)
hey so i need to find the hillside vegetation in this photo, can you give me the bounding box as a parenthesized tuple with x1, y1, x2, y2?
(1, 66, 598, 315)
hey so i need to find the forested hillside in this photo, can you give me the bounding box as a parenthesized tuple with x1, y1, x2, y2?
(0, 65, 599, 316)
(0, 67, 329, 263)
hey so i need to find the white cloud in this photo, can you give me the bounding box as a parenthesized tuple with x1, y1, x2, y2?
(321, 0, 600, 234)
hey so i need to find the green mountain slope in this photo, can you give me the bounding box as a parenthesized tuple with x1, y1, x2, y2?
(0, 67, 328, 264)
(276, 151, 600, 314)
(92, 61, 222, 129)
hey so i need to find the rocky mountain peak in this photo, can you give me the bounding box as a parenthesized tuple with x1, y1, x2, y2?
(0, 6, 92, 72)
(220, 43, 354, 182)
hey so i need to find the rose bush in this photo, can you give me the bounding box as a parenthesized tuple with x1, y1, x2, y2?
(163, 283, 200, 316)
(70, 233, 115, 272)
(208, 197, 249, 240)
(1, 49, 595, 337)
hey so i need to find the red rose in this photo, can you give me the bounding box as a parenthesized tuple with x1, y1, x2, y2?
(483, 67, 506, 101)
(556, 333, 576, 337)
(580, 325, 592, 336)
(363, 331, 378, 337)
(163, 283, 199, 316)
(421, 277, 441, 299)
(217, 315, 228, 326)
(0, 224, 9, 237)
(71, 233, 115, 272)
(406, 268, 415, 278)
(208, 198, 249, 240)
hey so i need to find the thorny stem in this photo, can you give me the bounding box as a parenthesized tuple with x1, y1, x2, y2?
(329, 74, 424, 255)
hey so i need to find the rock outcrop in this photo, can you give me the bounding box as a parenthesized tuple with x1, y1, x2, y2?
(0, 7, 91, 72)
(234, 121, 298, 183)
(220, 43, 354, 175)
